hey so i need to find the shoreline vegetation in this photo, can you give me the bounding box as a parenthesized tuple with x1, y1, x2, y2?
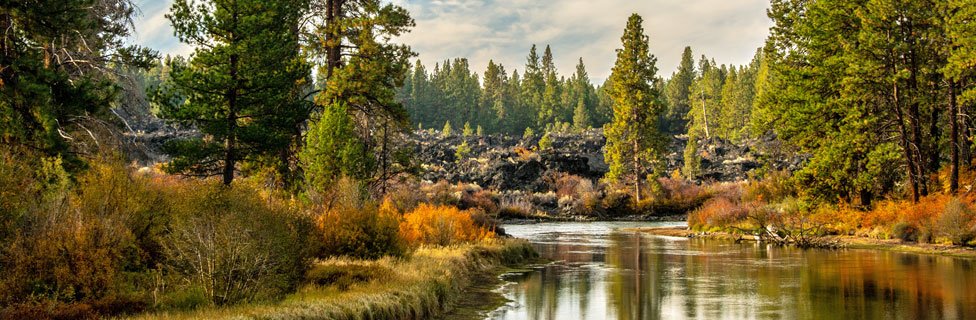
(632, 226, 976, 259)
(126, 239, 537, 320)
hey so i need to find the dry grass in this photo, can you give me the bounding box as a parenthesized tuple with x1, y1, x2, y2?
(124, 239, 536, 320)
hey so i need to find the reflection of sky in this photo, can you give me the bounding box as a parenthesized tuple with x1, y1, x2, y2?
(129, 0, 773, 84)
(495, 222, 976, 320)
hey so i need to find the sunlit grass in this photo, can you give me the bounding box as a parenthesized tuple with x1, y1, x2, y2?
(126, 239, 536, 320)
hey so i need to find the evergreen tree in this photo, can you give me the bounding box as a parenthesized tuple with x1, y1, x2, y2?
(442, 121, 452, 137)
(301, 102, 369, 194)
(522, 45, 545, 128)
(573, 99, 591, 131)
(0, 0, 156, 169)
(664, 47, 696, 134)
(311, 0, 417, 194)
(159, 0, 310, 185)
(604, 14, 667, 202)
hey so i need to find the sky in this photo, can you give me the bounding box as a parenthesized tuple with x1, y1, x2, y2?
(130, 0, 773, 84)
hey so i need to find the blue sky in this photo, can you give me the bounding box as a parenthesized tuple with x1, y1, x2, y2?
(129, 0, 773, 84)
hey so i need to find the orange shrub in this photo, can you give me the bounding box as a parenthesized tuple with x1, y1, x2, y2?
(688, 197, 748, 229)
(399, 204, 495, 246)
(313, 200, 405, 259)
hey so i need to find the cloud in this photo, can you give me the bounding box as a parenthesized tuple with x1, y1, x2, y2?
(396, 0, 773, 83)
(131, 0, 772, 83)
(129, 0, 194, 58)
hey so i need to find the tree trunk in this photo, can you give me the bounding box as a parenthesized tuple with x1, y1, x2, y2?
(633, 139, 642, 203)
(906, 23, 928, 197)
(893, 84, 920, 202)
(325, 0, 344, 79)
(950, 80, 960, 192)
(224, 51, 240, 186)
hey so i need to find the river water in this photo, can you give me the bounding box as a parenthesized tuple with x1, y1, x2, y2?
(488, 222, 976, 320)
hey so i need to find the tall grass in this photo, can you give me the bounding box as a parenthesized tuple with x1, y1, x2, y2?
(125, 239, 537, 320)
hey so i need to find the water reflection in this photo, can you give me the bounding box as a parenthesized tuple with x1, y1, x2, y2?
(490, 222, 976, 320)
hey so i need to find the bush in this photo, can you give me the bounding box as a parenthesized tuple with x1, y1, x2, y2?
(399, 204, 495, 246)
(688, 197, 748, 229)
(163, 180, 314, 305)
(934, 199, 976, 246)
(0, 158, 165, 314)
(313, 199, 406, 260)
(459, 190, 498, 214)
(602, 191, 634, 216)
(891, 221, 916, 242)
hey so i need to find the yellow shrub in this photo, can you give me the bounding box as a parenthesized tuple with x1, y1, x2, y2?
(399, 204, 494, 246)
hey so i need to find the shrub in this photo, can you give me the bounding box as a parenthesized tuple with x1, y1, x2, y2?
(539, 132, 553, 150)
(498, 196, 535, 219)
(399, 204, 495, 246)
(934, 199, 976, 246)
(743, 170, 795, 203)
(459, 190, 498, 214)
(0, 159, 164, 314)
(688, 197, 748, 229)
(163, 180, 314, 305)
(892, 221, 917, 242)
(313, 199, 406, 260)
(602, 191, 634, 216)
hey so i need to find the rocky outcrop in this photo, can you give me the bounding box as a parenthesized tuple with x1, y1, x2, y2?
(412, 129, 806, 192)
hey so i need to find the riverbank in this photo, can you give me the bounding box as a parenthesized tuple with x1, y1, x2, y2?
(632, 226, 976, 259)
(127, 239, 537, 320)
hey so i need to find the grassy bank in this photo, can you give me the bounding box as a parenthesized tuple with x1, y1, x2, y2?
(634, 226, 976, 259)
(127, 239, 537, 320)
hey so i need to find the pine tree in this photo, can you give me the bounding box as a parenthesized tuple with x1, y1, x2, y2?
(312, 0, 417, 195)
(463, 121, 473, 136)
(572, 99, 591, 131)
(604, 14, 667, 202)
(301, 102, 369, 194)
(522, 45, 545, 129)
(0, 0, 156, 169)
(159, 0, 311, 185)
(664, 47, 696, 134)
(442, 121, 452, 137)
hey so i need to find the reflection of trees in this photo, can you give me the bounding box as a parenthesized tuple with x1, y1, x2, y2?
(500, 227, 976, 320)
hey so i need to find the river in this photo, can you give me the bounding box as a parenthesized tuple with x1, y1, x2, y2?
(488, 222, 976, 320)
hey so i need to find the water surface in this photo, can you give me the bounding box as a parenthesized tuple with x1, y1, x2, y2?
(490, 222, 976, 320)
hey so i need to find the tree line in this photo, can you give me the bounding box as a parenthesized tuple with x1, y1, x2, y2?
(755, 0, 975, 204)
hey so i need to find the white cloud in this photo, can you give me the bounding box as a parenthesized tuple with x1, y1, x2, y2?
(131, 0, 773, 83)
(397, 0, 773, 83)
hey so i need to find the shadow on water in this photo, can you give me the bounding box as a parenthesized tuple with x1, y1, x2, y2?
(490, 222, 976, 320)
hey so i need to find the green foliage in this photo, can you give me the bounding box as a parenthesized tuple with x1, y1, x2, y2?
(455, 140, 471, 162)
(163, 180, 313, 305)
(301, 102, 371, 197)
(463, 121, 473, 136)
(158, 0, 311, 184)
(442, 121, 453, 137)
(604, 14, 668, 201)
(683, 135, 702, 179)
(664, 47, 696, 134)
(572, 98, 591, 132)
(399, 48, 603, 136)
(539, 132, 553, 151)
(0, 1, 156, 167)
(476, 125, 484, 136)
(523, 127, 535, 139)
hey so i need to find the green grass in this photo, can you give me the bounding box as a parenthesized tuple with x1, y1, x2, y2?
(125, 239, 537, 320)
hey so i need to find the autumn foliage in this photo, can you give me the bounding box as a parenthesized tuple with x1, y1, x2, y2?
(399, 204, 495, 246)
